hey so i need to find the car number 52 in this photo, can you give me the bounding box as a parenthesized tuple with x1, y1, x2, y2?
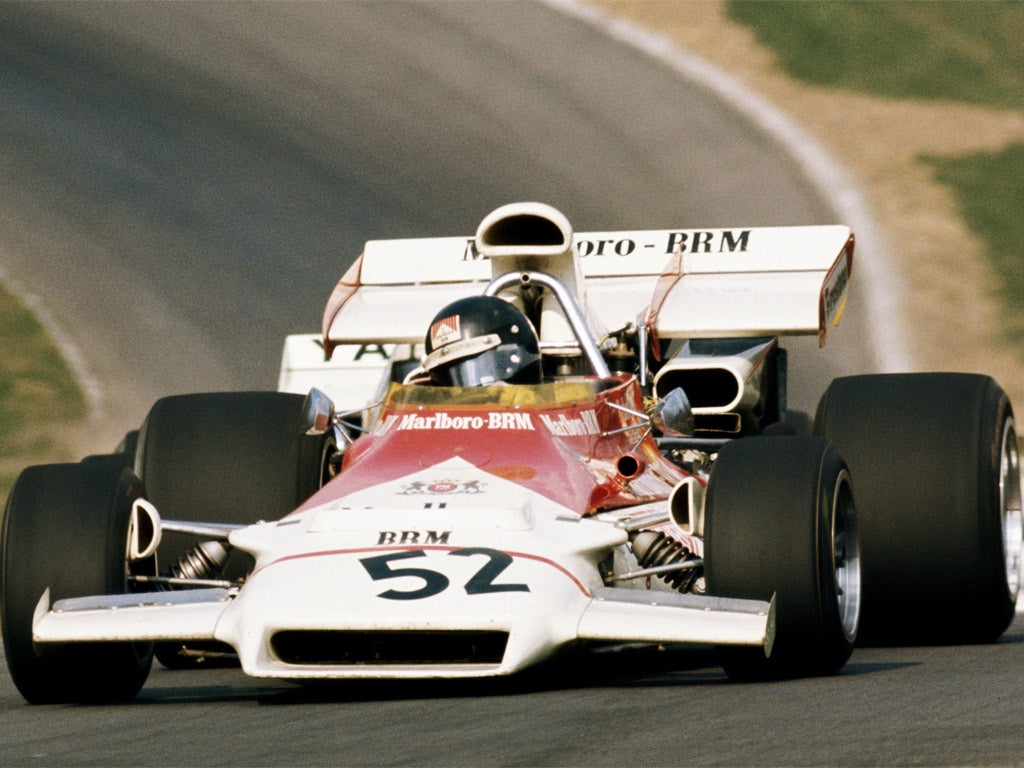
(358, 548, 530, 600)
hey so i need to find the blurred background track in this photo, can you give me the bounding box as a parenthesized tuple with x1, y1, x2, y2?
(0, 0, 868, 455)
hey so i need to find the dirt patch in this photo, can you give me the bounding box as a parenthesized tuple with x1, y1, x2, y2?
(596, 0, 1024, 406)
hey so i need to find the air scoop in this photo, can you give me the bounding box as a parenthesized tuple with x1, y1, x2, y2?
(476, 201, 595, 357)
(475, 201, 575, 262)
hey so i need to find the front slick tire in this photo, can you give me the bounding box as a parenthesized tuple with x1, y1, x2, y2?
(705, 437, 860, 680)
(1, 462, 153, 704)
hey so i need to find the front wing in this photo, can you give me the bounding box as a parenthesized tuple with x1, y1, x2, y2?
(33, 584, 774, 679)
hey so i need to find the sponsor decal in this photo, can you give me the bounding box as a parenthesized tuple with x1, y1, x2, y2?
(399, 479, 485, 495)
(577, 230, 750, 257)
(396, 411, 535, 431)
(625, 473, 672, 498)
(375, 413, 399, 435)
(353, 343, 389, 360)
(822, 254, 850, 328)
(430, 314, 461, 348)
(663, 230, 750, 255)
(538, 410, 601, 436)
(461, 230, 751, 261)
(576, 238, 642, 257)
(462, 238, 481, 261)
(376, 530, 452, 545)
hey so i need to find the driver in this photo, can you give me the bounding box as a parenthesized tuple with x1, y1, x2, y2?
(421, 296, 541, 386)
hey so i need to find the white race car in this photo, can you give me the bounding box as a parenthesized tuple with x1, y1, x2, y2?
(2, 203, 1020, 704)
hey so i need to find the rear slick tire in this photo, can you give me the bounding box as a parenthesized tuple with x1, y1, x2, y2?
(704, 437, 860, 680)
(815, 373, 1021, 645)
(0, 462, 154, 704)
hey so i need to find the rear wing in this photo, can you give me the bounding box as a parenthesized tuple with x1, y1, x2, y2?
(321, 223, 854, 352)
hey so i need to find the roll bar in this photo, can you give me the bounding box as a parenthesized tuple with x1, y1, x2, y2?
(484, 270, 611, 378)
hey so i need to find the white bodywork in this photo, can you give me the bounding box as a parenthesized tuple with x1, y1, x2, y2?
(35, 458, 774, 679)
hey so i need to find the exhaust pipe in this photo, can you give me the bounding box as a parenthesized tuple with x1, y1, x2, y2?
(653, 338, 776, 415)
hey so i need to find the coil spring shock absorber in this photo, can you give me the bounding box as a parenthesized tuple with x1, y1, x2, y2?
(630, 529, 702, 593)
(158, 541, 235, 667)
(169, 540, 231, 582)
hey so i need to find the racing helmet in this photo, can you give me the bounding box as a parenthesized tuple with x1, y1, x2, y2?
(423, 296, 541, 386)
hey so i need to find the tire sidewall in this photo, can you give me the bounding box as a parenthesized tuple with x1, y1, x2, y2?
(815, 373, 1017, 643)
(705, 436, 856, 678)
(1, 462, 153, 703)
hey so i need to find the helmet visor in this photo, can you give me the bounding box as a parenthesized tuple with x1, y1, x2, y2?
(423, 333, 501, 374)
(428, 340, 540, 386)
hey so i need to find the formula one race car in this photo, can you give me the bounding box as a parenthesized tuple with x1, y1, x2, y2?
(3, 203, 1020, 704)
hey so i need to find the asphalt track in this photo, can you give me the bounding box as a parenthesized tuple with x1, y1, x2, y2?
(0, 2, 1022, 765)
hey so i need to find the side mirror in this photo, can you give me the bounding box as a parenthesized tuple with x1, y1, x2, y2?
(652, 387, 694, 438)
(301, 388, 336, 436)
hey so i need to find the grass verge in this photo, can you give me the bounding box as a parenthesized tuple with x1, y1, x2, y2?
(727, 0, 1024, 354)
(921, 143, 1024, 346)
(726, 0, 1024, 110)
(0, 284, 85, 499)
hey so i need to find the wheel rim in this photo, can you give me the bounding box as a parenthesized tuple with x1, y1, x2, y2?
(999, 417, 1022, 599)
(833, 469, 861, 642)
(320, 436, 341, 487)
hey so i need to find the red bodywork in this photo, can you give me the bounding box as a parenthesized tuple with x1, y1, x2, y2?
(295, 376, 690, 516)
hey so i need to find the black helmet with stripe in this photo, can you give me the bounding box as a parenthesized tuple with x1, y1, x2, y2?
(423, 296, 541, 386)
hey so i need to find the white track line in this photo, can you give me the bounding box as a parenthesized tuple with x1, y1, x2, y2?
(0, 261, 105, 422)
